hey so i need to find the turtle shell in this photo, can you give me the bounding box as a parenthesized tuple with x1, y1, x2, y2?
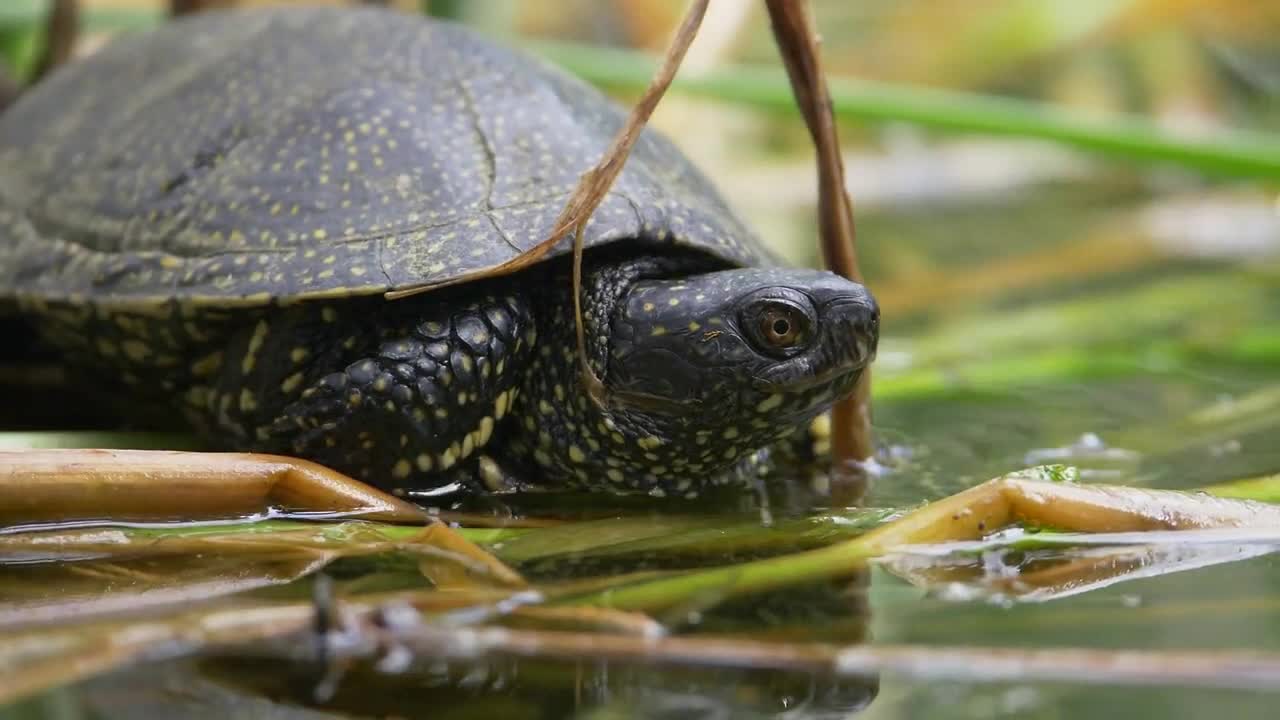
(0, 6, 774, 310)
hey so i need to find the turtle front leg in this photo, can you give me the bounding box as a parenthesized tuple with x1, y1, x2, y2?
(198, 290, 535, 493)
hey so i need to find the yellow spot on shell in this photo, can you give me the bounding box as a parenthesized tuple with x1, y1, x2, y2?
(495, 391, 510, 419)
(416, 454, 433, 471)
(651, 326, 666, 336)
(290, 347, 309, 364)
(239, 388, 257, 412)
(392, 459, 411, 479)
(568, 445, 586, 463)
(241, 320, 270, 374)
(478, 416, 495, 446)
(606, 468, 624, 483)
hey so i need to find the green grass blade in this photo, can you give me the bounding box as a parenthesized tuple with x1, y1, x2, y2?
(532, 40, 1280, 180)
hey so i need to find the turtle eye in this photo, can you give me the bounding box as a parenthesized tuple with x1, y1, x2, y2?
(761, 307, 803, 347)
(741, 295, 814, 357)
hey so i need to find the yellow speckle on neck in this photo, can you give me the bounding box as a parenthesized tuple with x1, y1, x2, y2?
(756, 393, 783, 413)
(637, 436, 663, 450)
(439, 446, 458, 470)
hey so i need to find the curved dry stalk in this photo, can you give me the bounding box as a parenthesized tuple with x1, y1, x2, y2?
(858, 469, 1280, 554)
(0, 449, 428, 526)
(562, 0, 710, 407)
(386, 0, 710, 414)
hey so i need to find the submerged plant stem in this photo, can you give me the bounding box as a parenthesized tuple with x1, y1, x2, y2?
(370, 624, 1280, 691)
(558, 467, 1280, 612)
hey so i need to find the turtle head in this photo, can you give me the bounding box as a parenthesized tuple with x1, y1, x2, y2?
(512, 259, 878, 495)
(607, 267, 879, 431)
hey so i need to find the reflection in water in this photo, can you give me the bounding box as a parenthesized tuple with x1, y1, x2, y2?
(880, 532, 1280, 603)
(67, 655, 879, 720)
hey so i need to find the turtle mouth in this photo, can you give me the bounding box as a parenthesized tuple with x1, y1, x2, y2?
(752, 356, 866, 396)
(774, 356, 869, 394)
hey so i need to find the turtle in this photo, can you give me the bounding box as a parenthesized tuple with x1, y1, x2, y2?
(0, 6, 879, 498)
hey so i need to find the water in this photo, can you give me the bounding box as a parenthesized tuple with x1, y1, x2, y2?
(5, 2, 1280, 712)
